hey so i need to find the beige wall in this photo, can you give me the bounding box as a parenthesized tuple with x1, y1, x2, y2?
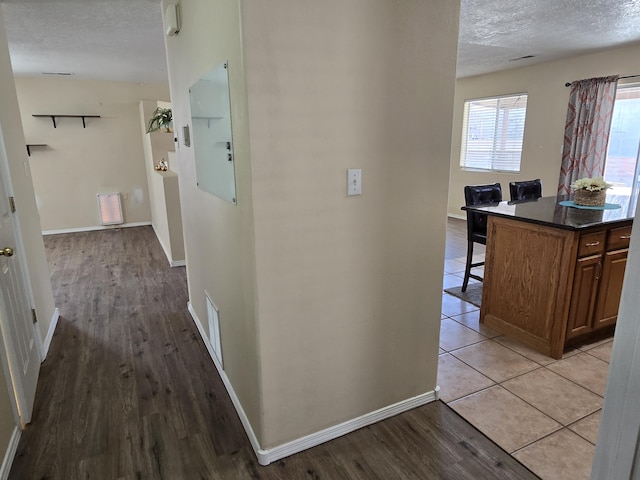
(15, 77, 170, 232)
(139, 101, 184, 265)
(243, 0, 459, 447)
(448, 43, 640, 218)
(164, 0, 459, 450)
(0, 7, 55, 459)
(162, 0, 262, 441)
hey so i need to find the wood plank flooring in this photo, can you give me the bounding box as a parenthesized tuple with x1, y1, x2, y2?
(445, 216, 485, 261)
(9, 226, 537, 479)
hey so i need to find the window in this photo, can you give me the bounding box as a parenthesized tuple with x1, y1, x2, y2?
(604, 85, 640, 201)
(460, 93, 528, 173)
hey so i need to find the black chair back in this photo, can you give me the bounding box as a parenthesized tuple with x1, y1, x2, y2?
(509, 179, 542, 201)
(464, 183, 502, 241)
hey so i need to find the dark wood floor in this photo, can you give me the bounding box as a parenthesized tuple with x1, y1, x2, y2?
(9, 225, 537, 479)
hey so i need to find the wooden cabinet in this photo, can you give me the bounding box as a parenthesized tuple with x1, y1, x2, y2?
(480, 216, 632, 359)
(566, 255, 602, 339)
(594, 249, 628, 328)
(566, 246, 628, 340)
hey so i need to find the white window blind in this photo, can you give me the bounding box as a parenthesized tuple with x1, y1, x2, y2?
(460, 93, 528, 172)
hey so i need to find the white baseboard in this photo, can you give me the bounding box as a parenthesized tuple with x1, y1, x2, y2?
(0, 427, 20, 480)
(151, 225, 186, 268)
(41, 308, 59, 360)
(187, 302, 438, 466)
(448, 213, 465, 221)
(42, 222, 151, 236)
(187, 303, 264, 460)
(258, 389, 438, 466)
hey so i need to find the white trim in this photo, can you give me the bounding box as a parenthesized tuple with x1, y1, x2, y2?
(151, 224, 186, 268)
(447, 213, 465, 221)
(42, 221, 151, 236)
(257, 389, 437, 466)
(187, 302, 438, 466)
(41, 308, 59, 360)
(0, 427, 20, 480)
(591, 215, 640, 477)
(187, 302, 264, 460)
(151, 224, 172, 264)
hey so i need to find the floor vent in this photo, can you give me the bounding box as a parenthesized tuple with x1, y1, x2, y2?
(206, 293, 223, 366)
(96, 192, 124, 225)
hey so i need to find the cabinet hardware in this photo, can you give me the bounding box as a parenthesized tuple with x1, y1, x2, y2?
(620, 235, 632, 239)
(585, 241, 600, 247)
(595, 261, 602, 280)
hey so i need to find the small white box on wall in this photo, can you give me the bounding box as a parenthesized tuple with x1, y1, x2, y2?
(165, 3, 180, 36)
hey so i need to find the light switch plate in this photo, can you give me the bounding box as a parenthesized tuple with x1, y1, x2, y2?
(348, 169, 361, 196)
(182, 125, 190, 147)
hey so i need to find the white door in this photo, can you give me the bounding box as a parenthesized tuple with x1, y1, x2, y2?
(0, 139, 40, 426)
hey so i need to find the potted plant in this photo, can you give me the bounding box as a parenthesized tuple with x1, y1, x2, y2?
(146, 107, 173, 133)
(570, 176, 612, 206)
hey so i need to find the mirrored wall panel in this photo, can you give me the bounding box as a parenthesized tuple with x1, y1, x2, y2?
(189, 61, 236, 204)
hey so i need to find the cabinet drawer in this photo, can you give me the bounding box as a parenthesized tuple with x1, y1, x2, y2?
(607, 225, 632, 251)
(578, 232, 606, 257)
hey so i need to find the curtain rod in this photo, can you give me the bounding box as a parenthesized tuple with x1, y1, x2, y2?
(565, 74, 640, 87)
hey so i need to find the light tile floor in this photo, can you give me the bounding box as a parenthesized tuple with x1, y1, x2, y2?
(439, 255, 613, 480)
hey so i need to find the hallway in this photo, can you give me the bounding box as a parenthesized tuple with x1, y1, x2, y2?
(9, 226, 536, 479)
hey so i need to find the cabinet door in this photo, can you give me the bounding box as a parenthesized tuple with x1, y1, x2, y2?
(566, 255, 601, 339)
(593, 249, 628, 329)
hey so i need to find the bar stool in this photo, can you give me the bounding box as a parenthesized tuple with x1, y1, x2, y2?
(462, 183, 502, 292)
(509, 179, 542, 201)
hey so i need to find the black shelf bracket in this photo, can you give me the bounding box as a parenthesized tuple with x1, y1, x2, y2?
(32, 114, 101, 128)
(26, 144, 47, 156)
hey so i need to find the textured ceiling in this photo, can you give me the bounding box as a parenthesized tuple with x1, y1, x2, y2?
(0, 0, 167, 83)
(1, 0, 640, 83)
(458, 0, 640, 77)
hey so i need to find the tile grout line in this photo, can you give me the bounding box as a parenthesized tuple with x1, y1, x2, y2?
(445, 356, 601, 435)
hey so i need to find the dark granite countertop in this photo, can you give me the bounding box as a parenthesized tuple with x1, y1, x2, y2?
(462, 193, 636, 230)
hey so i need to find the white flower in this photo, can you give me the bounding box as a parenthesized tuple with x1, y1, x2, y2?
(570, 176, 612, 192)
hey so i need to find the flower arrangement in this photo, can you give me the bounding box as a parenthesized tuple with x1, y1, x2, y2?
(570, 176, 612, 206)
(570, 176, 612, 192)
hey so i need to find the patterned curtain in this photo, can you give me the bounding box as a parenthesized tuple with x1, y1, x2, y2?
(557, 75, 619, 194)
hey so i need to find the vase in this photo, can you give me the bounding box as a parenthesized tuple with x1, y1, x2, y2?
(574, 189, 606, 206)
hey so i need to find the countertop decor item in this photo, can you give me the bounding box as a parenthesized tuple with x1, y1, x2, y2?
(559, 200, 621, 210)
(571, 176, 612, 206)
(146, 107, 173, 133)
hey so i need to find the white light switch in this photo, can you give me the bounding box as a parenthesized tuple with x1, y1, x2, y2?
(347, 169, 361, 196)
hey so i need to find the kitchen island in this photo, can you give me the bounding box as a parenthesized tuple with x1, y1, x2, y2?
(463, 193, 635, 359)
